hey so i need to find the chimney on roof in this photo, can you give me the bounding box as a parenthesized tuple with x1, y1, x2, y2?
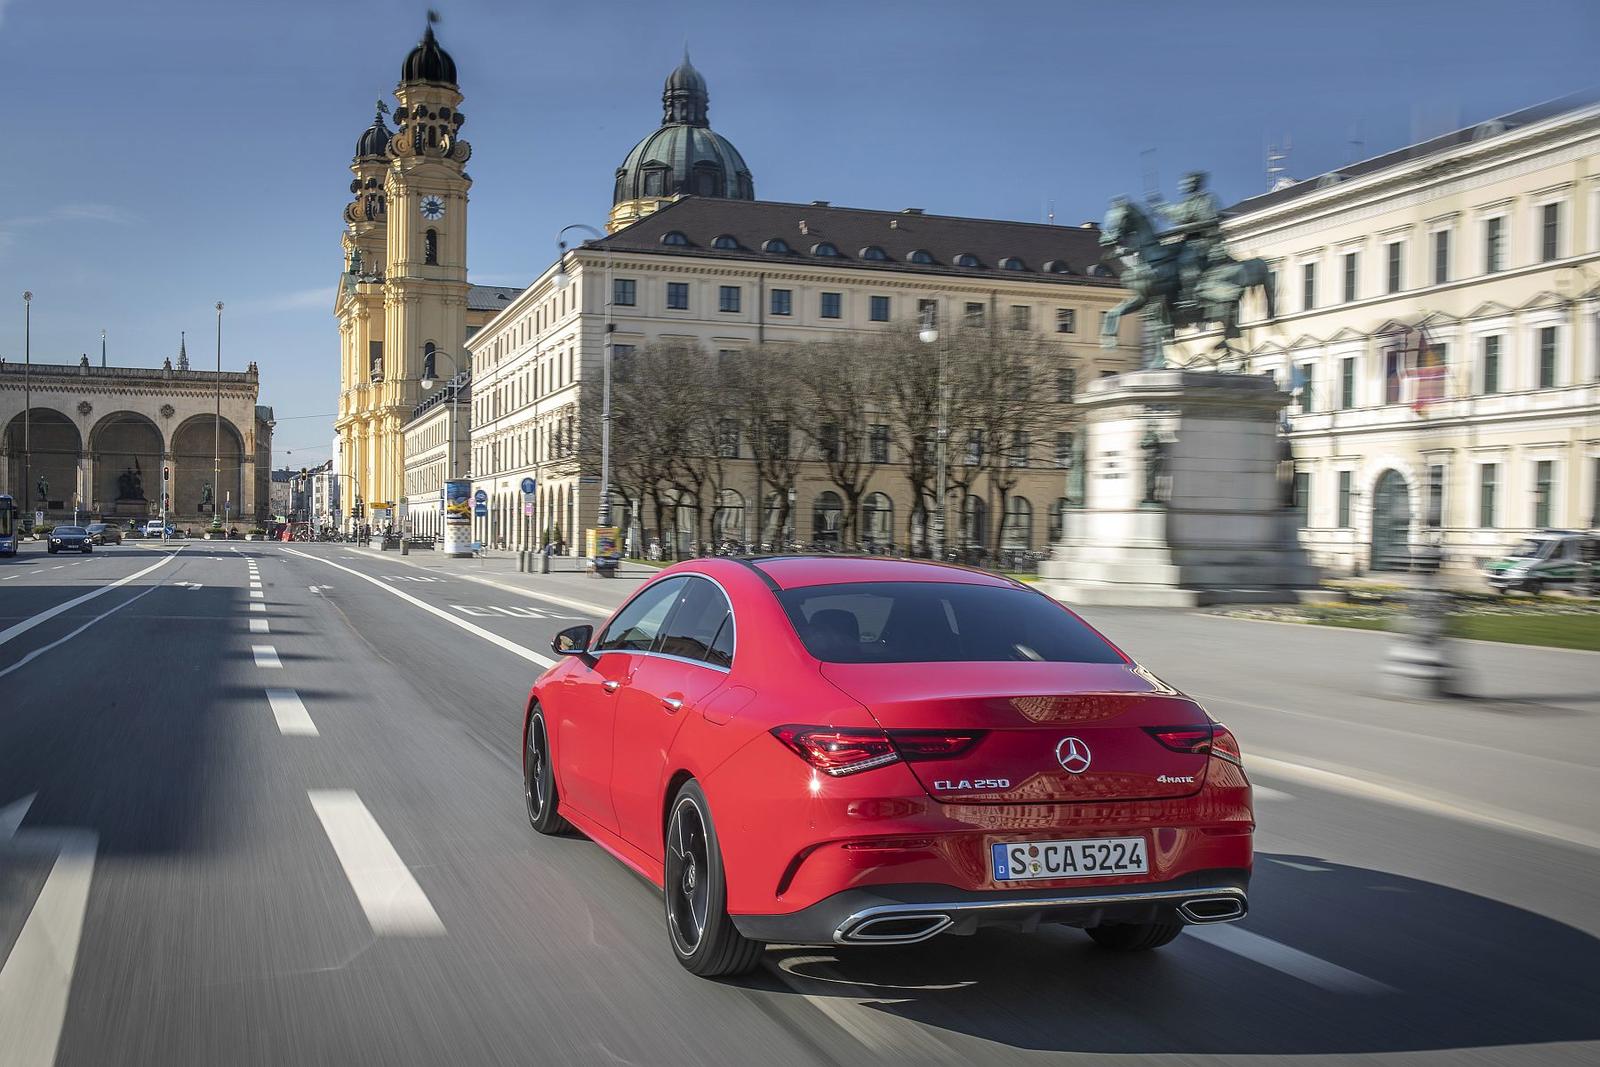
(810, 200, 830, 207)
(902, 207, 924, 215)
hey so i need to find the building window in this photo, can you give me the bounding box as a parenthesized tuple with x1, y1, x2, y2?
(1482, 335, 1501, 394)
(1009, 305, 1031, 331)
(818, 423, 839, 462)
(1539, 326, 1558, 388)
(954, 252, 980, 268)
(1386, 242, 1403, 293)
(1264, 268, 1277, 319)
(965, 430, 985, 466)
(716, 419, 740, 458)
(861, 245, 890, 261)
(1342, 252, 1358, 302)
(1479, 463, 1499, 528)
(1427, 464, 1445, 527)
(1055, 432, 1073, 473)
(1337, 470, 1353, 528)
(368, 340, 384, 382)
(1541, 203, 1561, 262)
(869, 295, 890, 322)
(661, 229, 689, 246)
(812, 242, 841, 258)
(612, 344, 635, 381)
(613, 278, 636, 306)
(964, 302, 985, 328)
(868, 424, 889, 464)
(770, 288, 792, 316)
(1056, 308, 1076, 333)
(908, 249, 935, 264)
(1292, 472, 1310, 527)
(424, 228, 438, 265)
(1057, 369, 1076, 403)
(1000, 256, 1026, 271)
(1485, 216, 1505, 273)
(1384, 348, 1404, 404)
(1340, 357, 1356, 409)
(666, 282, 689, 310)
(718, 285, 741, 313)
(1433, 230, 1450, 285)
(1301, 262, 1316, 311)
(763, 237, 792, 254)
(820, 292, 842, 318)
(1534, 460, 1554, 528)
(1009, 430, 1030, 466)
(711, 234, 739, 250)
(766, 420, 790, 459)
(1297, 361, 1315, 413)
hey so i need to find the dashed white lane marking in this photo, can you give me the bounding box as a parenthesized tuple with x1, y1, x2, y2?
(308, 790, 444, 936)
(285, 548, 555, 667)
(249, 618, 269, 634)
(0, 795, 97, 1067)
(249, 581, 262, 589)
(249, 603, 265, 613)
(252, 645, 282, 669)
(1268, 858, 1332, 872)
(3, 575, 17, 580)
(0, 551, 180, 652)
(50, 566, 63, 570)
(1187, 925, 1392, 994)
(264, 688, 317, 736)
(1252, 785, 1294, 801)
(249, 590, 264, 599)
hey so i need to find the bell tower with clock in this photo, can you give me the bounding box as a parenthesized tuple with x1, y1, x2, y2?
(372, 13, 472, 509)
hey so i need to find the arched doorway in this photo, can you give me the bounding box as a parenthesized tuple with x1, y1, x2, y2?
(712, 488, 744, 546)
(812, 491, 842, 547)
(1370, 469, 1412, 571)
(89, 411, 163, 517)
(172, 415, 245, 522)
(862, 492, 894, 549)
(4, 408, 81, 515)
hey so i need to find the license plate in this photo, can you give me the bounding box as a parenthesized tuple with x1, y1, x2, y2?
(991, 836, 1148, 881)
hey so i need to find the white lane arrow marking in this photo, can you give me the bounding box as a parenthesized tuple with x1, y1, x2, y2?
(0, 794, 99, 1067)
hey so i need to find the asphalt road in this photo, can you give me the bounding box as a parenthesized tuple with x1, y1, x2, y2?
(1, 541, 1596, 1066)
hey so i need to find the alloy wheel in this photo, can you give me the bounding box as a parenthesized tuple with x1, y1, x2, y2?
(665, 797, 711, 955)
(525, 715, 548, 819)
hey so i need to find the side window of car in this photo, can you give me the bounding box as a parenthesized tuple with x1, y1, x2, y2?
(595, 577, 687, 653)
(654, 577, 735, 667)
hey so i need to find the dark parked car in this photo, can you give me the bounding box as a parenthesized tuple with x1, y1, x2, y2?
(48, 526, 94, 554)
(85, 522, 123, 545)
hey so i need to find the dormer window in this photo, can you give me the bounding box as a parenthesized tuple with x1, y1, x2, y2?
(661, 230, 690, 246)
(954, 252, 981, 268)
(860, 245, 890, 261)
(1042, 259, 1073, 274)
(1086, 263, 1112, 278)
(907, 249, 935, 265)
(812, 241, 842, 257)
(762, 237, 792, 253)
(711, 234, 740, 250)
(1000, 256, 1026, 271)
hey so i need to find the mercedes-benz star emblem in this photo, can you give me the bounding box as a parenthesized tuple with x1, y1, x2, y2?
(1056, 737, 1092, 775)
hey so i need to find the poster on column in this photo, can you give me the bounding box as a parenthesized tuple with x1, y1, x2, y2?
(444, 479, 472, 556)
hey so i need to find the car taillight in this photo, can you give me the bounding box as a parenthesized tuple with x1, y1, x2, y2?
(772, 726, 986, 777)
(772, 726, 899, 777)
(1209, 724, 1244, 767)
(1145, 725, 1215, 754)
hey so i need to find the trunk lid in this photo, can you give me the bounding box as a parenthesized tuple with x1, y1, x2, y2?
(820, 661, 1212, 803)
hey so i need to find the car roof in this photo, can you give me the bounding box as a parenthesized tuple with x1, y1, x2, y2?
(725, 555, 1021, 591)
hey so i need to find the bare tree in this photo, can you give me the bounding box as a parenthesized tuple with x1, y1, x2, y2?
(791, 337, 883, 546)
(732, 345, 807, 548)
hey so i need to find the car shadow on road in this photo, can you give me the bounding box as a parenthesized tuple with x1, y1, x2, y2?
(761, 852, 1600, 1055)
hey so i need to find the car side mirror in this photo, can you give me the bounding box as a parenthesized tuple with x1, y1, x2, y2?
(552, 624, 593, 657)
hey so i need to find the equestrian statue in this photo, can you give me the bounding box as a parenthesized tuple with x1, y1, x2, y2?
(1099, 172, 1277, 367)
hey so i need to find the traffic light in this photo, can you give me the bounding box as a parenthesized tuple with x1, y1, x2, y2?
(163, 466, 169, 482)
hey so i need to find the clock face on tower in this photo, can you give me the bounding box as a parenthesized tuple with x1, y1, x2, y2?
(419, 196, 445, 221)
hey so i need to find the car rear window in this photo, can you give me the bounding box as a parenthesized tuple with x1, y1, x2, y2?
(776, 581, 1126, 664)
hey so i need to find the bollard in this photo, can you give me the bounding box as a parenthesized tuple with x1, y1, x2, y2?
(401, 538, 409, 556)
(539, 552, 551, 575)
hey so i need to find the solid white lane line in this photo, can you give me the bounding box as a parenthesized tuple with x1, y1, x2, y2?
(249, 590, 264, 599)
(249, 603, 265, 613)
(308, 790, 444, 935)
(252, 645, 282, 668)
(0, 550, 180, 652)
(284, 548, 555, 667)
(249, 618, 269, 633)
(1187, 925, 1392, 994)
(1252, 785, 1294, 801)
(264, 688, 317, 736)
(0, 800, 96, 1067)
(0, 585, 164, 682)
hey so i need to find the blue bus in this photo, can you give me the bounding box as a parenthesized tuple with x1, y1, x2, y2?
(0, 493, 17, 556)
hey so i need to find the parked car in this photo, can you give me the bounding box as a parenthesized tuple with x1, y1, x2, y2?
(522, 556, 1253, 977)
(48, 526, 94, 554)
(85, 522, 123, 545)
(142, 520, 167, 539)
(1484, 530, 1599, 594)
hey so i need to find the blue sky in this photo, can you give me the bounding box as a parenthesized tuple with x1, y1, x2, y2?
(1, 0, 1593, 465)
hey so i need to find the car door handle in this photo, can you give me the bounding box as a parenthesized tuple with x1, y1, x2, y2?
(602, 679, 622, 692)
(660, 696, 684, 713)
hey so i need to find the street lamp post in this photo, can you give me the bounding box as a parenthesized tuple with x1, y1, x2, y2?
(22, 291, 31, 518)
(212, 301, 223, 530)
(420, 347, 465, 552)
(918, 299, 949, 560)
(554, 223, 614, 534)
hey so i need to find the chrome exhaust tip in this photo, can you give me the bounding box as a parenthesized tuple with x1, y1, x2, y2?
(1178, 895, 1247, 924)
(841, 913, 953, 944)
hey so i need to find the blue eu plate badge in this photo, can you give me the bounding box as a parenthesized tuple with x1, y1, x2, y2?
(991, 843, 1012, 880)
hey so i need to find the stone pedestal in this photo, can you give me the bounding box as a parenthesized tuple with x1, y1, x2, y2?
(1037, 370, 1318, 607)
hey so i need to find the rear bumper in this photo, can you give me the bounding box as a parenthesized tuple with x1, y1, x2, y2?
(732, 867, 1249, 946)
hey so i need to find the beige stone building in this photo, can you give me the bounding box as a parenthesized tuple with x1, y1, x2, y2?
(1, 351, 269, 525)
(1169, 94, 1600, 573)
(401, 375, 470, 540)
(464, 57, 1141, 556)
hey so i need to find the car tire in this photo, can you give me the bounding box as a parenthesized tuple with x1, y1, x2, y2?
(47, 546, 56, 554)
(663, 781, 764, 977)
(1085, 921, 1185, 951)
(523, 709, 571, 836)
(1523, 579, 1544, 595)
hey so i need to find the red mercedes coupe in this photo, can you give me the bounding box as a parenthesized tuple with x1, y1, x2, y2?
(523, 557, 1253, 977)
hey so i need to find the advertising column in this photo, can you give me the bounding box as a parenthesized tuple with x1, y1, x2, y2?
(444, 479, 472, 557)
